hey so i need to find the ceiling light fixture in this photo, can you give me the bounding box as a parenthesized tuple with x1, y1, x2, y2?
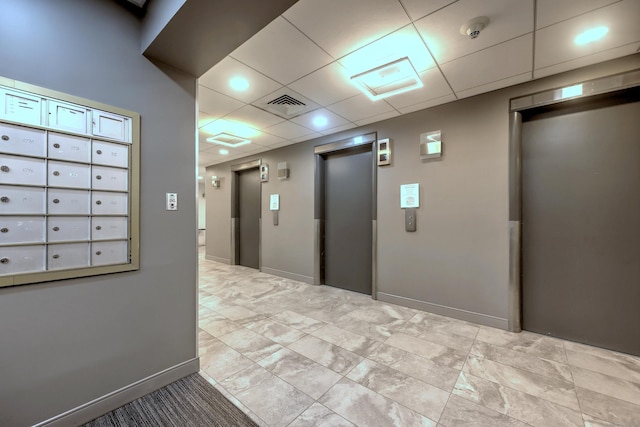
(229, 76, 250, 91)
(206, 133, 251, 148)
(313, 116, 329, 128)
(574, 26, 609, 45)
(350, 57, 423, 101)
(219, 149, 229, 155)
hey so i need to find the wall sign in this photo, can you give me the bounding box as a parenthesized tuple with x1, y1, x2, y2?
(400, 183, 420, 208)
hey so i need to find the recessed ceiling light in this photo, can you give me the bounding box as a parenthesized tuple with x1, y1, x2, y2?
(206, 133, 251, 147)
(229, 76, 250, 91)
(219, 149, 229, 155)
(350, 57, 423, 101)
(313, 116, 329, 128)
(574, 26, 608, 45)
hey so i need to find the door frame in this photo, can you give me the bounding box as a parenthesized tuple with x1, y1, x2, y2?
(507, 69, 640, 333)
(230, 159, 262, 269)
(313, 132, 378, 298)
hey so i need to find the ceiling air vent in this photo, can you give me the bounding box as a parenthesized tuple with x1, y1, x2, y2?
(254, 88, 320, 120)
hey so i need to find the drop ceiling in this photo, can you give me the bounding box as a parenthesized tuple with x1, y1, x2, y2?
(197, 0, 640, 171)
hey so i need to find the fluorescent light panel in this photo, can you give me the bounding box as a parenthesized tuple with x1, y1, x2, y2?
(206, 133, 251, 147)
(351, 57, 423, 101)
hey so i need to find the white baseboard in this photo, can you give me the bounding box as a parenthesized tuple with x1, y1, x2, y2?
(377, 292, 508, 330)
(34, 358, 200, 427)
(260, 267, 314, 285)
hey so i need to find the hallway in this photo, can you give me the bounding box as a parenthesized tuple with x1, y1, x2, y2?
(197, 251, 640, 427)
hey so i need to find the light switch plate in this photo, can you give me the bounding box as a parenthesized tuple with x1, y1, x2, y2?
(166, 192, 177, 211)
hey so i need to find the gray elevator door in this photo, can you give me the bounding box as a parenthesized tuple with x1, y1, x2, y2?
(238, 168, 260, 269)
(522, 96, 640, 355)
(324, 148, 372, 294)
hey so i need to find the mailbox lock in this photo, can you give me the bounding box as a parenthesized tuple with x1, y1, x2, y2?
(96, 175, 102, 180)
(1, 196, 9, 203)
(96, 200, 102, 205)
(52, 226, 60, 231)
(96, 150, 102, 155)
(95, 251, 102, 256)
(1, 165, 10, 172)
(52, 254, 60, 259)
(53, 143, 61, 148)
(1, 227, 8, 233)
(1, 135, 9, 141)
(95, 226, 102, 230)
(0, 257, 9, 264)
(53, 199, 60, 204)
(53, 171, 60, 176)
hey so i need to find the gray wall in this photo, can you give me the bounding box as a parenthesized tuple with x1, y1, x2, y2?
(206, 53, 640, 327)
(141, 0, 187, 51)
(0, 1, 197, 425)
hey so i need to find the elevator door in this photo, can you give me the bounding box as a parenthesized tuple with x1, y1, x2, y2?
(522, 95, 640, 355)
(238, 168, 260, 269)
(324, 147, 372, 294)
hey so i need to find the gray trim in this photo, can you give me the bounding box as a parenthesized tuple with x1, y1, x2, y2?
(377, 292, 508, 329)
(508, 221, 522, 332)
(230, 159, 261, 172)
(258, 218, 262, 271)
(313, 132, 376, 155)
(34, 358, 199, 427)
(508, 111, 523, 333)
(230, 217, 239, 265)
(508, 112, 522, 221)
(372, 220, 377, 300)
(313, 219, 323, 285)
(510, 68, 640, 111)
(205, 255, 230, 264)
(261, 267, 314, 285)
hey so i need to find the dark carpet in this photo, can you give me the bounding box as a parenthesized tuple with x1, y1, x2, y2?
(82, 374, 258, 427)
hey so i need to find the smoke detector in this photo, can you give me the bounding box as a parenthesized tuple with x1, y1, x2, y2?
(460, 16, 489, 39)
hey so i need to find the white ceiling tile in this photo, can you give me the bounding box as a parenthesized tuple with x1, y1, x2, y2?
(536, 0, 619, 29)
(288, 62, 361, 106)
(264, 120, 315, 139)
(290, 108, 351, 132)
(534, 43, 640, 79)
(199, 118, 261, 140)
(198, 86, 244, 118)
(414, 0, 534, 64)
(339, 25, 435, 76)
(535, 1, 640, 69)
(252, 132, 286, 147)
(319, 122, 359, 136)
(396, 93, 457, 114)
(198, 57, 283, 104)
(354, 110, 401, 126)
(293, 132, 322, 143)
(197, 113, 217, 129)
(230, 17, 334, 85)
(385, 68, 453, 109)
(442, 34, 533, 92)
(455, 72, 531, 99)
(399, 0, 457, 21)
(223, 105, 285, 130)
(283, 0, 410, 59)
(327, 94, 396, 122)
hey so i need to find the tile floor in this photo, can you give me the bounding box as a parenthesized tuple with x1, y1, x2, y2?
(197, 252, 640, 427)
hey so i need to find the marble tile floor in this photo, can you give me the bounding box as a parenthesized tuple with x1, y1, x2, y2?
(196, 252, 640, 427)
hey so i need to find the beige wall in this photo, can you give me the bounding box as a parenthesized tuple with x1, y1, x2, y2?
(206, 53, 640, 328)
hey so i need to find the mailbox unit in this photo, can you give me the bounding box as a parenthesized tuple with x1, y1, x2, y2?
(0, 78, 139, 287)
